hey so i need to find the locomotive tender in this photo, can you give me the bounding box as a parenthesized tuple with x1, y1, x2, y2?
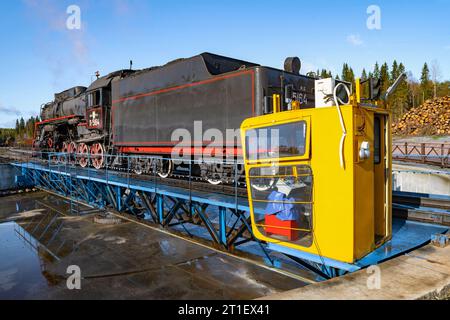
(34, 52, 315, 183)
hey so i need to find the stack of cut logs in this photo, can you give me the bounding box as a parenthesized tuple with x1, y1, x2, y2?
(392, 96, 450, 136)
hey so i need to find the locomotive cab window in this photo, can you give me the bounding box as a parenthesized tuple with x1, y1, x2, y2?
(245, 121, 309, 162)
(88, 90, 102, 108)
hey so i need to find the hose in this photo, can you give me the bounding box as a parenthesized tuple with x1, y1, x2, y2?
(333, 83, 351, 169)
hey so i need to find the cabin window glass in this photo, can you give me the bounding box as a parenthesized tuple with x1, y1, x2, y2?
(374, 117, 381, 164)
(88, 90, 101, 108)
(248, 165, 313, 247)
(245, 121, 307, 161)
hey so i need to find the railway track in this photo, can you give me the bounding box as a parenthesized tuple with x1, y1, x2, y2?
(393, 191, 450, 226)
(113, 170, 249, 198)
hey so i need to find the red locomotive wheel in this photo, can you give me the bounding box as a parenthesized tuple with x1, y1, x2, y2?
(59, 142, 69, 164)
(90, 143, 104, 170)
(77, 143, 89, 168)
(68, 142, 77, 165)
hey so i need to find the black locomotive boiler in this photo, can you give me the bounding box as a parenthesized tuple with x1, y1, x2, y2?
(33, 52, 315, 184)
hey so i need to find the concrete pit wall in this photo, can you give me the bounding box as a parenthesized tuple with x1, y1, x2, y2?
(393, 164, 450, 196)
(0, 164, 18, 191)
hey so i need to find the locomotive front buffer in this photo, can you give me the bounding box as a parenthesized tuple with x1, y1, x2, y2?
(241, 74, 407, 275)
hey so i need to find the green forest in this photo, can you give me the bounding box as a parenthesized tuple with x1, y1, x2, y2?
(0, 116, 39, 146)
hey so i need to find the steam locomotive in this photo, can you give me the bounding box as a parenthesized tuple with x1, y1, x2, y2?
(34, 52, 315, 184)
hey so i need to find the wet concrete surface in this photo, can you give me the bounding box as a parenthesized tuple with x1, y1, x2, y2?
(0, 192, 308, 300)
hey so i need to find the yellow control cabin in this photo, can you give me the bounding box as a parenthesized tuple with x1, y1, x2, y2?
(241, 79, 393, 264)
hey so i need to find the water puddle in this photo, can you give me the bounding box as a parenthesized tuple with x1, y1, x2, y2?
(0, 193, 311, 299)
(0, 193, 83, 299)
(0, 221, 58, 299)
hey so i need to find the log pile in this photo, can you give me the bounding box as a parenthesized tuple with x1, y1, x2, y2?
(392, 96, 450, 136)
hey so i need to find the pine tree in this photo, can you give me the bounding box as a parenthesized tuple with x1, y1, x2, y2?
(19, 117, 25, 138)
(391, 60, 399, 81)
(380, 63, 390, 93)
(373, 62, 380, 78)
(361, 69, 367, 80)
(341, 63, 355, 86)
(361, 69, 369, 98)
(390, 62, 409, 120)
(420, 63, 433, 102)
(320, 69, 332, 79)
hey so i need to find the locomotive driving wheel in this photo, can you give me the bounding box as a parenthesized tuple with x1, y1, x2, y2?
(132, 157, 148, 175)
(59, 142, 69, 164)
(90, 143, 105, 170)
(250, 166, 277, 192)
(206, 163, 223, 185)
(77, 143, 89, 168)
(47, 138, 58, 164)
(68, 142, 77, 165)
(156, 158, 173, 179)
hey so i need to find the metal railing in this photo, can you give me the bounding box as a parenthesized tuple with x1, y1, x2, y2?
(10, 151, 269, 255)
(392, 142, 450, 168)
(13, 150, 246, 207)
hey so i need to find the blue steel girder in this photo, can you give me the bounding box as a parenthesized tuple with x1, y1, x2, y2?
(104, 185, 124, 212)
(163, 196, 189, 226)
(105, 185, 119, 210)
(136, 191, 158, 223)
(116, 186, 123, 211)
(218, 207, 227, 246)
(35, 171, 54, 192)
(156, 194, 164, 223)
(66, 176, 87, 203)
(226, 210, 253, 248)
(12, 162, 258, 254)
(76, 180, 91, 203)
(190, 202, 226, 248)
(88, 180, 111, 208)
(85, 181, 103, 206)
(48, 172, 67, 195)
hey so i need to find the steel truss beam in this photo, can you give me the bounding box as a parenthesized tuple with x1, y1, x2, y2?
(17, 165, 263, 253)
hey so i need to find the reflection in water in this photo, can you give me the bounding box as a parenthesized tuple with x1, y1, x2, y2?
(0, 193, 313, 299)
(0, 195, 79, 298)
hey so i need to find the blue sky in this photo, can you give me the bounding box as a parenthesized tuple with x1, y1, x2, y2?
(0, 0, 449, 128)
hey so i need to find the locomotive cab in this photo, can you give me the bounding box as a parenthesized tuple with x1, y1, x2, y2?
(85, 88, 107, 129)
(76, 70, 135, 169)
(240, 78, 393, 264)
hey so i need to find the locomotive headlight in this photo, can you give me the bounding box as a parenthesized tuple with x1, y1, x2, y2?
(359, 141, 371, 161)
